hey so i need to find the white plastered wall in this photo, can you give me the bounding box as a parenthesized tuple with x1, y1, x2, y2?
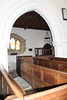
(11, 27, 49, 56)
(0, 0, 67, 71)
(8, 27, 49, 70)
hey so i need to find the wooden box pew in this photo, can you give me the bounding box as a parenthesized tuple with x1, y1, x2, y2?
(16, 55, 33, 76)
(0, 65, 67, 100)
(16, 55, 33, 64)
(20, 60, 67, 88)
(20, 60, 67, 99)
(33, 57, 67, 72)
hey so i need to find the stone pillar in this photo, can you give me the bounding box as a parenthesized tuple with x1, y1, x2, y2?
(53, 42, 67, 58)
(0, 44, 8, 71)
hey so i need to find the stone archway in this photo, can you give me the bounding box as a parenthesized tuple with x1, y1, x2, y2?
(0, 0, 65, 71)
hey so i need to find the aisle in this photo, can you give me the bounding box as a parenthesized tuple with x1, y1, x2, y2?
(9, 70, 18, 78)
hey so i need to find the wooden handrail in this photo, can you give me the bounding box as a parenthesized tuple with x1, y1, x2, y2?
(33, 57, 67, 64)
(24, 84, 67, 100)
(0, 65, 26, 99)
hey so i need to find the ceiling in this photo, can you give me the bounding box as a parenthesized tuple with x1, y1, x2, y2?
(13, 11, 50, 30)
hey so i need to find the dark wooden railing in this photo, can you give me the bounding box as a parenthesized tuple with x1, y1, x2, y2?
(0, 55, 67, 100)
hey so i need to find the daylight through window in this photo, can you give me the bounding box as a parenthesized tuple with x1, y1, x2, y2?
(10, 38, 20, 50)
(8, 33, 26, 55)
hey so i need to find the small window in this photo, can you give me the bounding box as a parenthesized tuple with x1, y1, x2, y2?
(10, 38, 21, 50)
(16, 40, 20, 50)
(10, 38, 15, 50)
(8, 33, 26, 55)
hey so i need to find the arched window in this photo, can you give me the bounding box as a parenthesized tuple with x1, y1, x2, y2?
(10, 38, 20, 50)
(8, 33, 26, 55)
(16, 40, 20, 50)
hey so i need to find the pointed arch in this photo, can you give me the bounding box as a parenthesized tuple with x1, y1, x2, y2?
(0, 0, 65, 70)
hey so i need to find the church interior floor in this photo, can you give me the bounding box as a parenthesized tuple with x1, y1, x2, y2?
(9, 70, 18, 78)
(9, 70, 33, 91)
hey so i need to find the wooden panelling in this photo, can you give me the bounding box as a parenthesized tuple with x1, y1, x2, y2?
(20, 60, 67, 90)
(21, 71, 27, 80)
(59, 77, 67, 84)
(0, 66, 25, 99)
(33, 79, 44, 88)
(2, 56, 67, 100)
(49, 56, 67, 62)
(16, 56, 33, 76)
(22, 56, 33, 64)
(27, 66, 33, 74)
(33, 57, 67, 72)
(26, 75, 33, 86)
(34, 69, 41, 80)
(3, 78, 7, 96)
(43, 72, 56, 85)
(41, 88, 67, 100)
(24, 84, 67, 100)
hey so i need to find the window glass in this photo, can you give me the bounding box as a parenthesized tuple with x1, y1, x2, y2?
(10, 38, 15, 50)
(8, 33, 26, 55)
(16, 40, 20, 50)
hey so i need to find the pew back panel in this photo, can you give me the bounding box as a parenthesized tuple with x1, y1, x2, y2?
(49, 56, 67, 62)
(33, 57, 67, 72)
(0, 63, 67, 100)
(16, 56, 33, 76)
(0, 64, 67, 100)
(21, 60, 67, 89)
